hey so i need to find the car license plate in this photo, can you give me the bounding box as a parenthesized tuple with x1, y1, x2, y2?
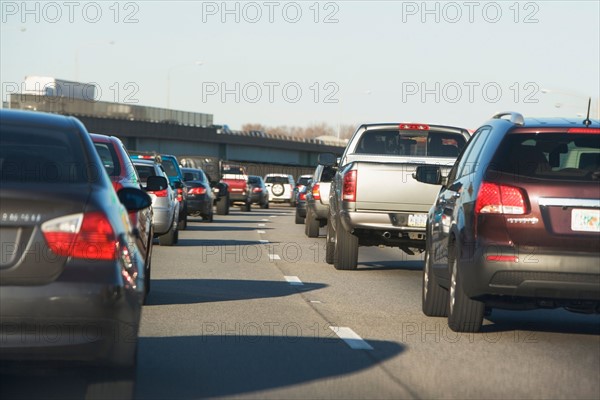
(571, 209, 600, 232)
(408, 213, 427, 228)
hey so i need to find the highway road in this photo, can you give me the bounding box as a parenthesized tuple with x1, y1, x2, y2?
(2, 205, 599, 399)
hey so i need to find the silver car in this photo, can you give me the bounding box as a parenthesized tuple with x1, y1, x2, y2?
(134, 159, 179, 246)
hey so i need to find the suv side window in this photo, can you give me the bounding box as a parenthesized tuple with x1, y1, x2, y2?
(455, 127, 492, 180)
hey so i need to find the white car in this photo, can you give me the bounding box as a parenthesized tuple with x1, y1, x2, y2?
(264, 173, 295, 205)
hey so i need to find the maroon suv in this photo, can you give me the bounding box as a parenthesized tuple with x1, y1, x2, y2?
(91, 133, 154, 299)
(416, 112, 600, 332)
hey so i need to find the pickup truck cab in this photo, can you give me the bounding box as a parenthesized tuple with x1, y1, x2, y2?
(324, 122, 470, 270)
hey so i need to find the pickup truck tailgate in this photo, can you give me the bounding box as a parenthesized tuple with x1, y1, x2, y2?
(353, 160, 451, 212)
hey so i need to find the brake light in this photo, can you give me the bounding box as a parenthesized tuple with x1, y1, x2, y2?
(399, 123, 429, 131)
(42, 212, 117, 261)
(189, 187, 207, 195)
(475, 182, 527, 215)
(567, 128, 600, 134)
(112, 181, 124, 192)
(486, 255, 519, 262)
(176, 188, 183, 202)
(148, 189, 168, 197)
(252, 187, 262, 193)
(299, 192, 307, 201)
(343, 170, 357, 202)
(312, 183, 321, 200)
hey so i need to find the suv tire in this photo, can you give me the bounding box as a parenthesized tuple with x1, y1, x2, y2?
(447, 245, 485, 332)
(305, 208, 319, 238)
(271, 183, 284, 197)
(325, 218, 335, 264)
(422, 249, 448, 317)
(333, 216, 358, 270)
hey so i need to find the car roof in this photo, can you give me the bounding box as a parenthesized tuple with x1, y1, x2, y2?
(1, 109, 80, 131)
(521, 117, 600, 128)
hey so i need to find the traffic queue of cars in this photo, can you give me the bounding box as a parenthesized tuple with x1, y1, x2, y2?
(298, 112, 599, 333)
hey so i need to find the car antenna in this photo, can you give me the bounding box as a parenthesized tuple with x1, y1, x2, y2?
(582, 97, 592, 127)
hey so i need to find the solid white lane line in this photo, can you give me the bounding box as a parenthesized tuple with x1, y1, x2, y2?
(268, 254, 281, 260)
(329, 327, 374, 350)
(284, 276, 303, 285)
(256, 230, 266, 234)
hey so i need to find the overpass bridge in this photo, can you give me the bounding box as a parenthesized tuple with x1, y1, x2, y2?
(6, 94, 346, 176)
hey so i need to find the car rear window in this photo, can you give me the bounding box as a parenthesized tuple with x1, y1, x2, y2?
(489, 132, 600, 181)
(265, 176, 290, 184)
(161, 158, 178, 178)
(135, 164, 157, 183)
(1, 126, 87, 183)
(355, 130, 466, 157)
(297, 177, 311, 185)
(94, 142, 121, 177)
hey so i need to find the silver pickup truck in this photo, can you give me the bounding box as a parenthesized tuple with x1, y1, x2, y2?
(322, 123, 470, 270)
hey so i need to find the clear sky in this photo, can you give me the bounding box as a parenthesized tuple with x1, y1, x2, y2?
(1, 0, 599, 130)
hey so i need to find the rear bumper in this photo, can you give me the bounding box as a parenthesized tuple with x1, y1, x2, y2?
(0, 262, 141, 365)
(187, 196, 211, 214)
(340, 210, 426, 233)
(153, 208, 173, 234)
(308, 200, 329, 220)
(462, 246, 600, 301)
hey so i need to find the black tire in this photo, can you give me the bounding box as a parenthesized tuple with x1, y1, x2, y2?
(422, 248, 448, 317)
(177, 213, 187, 231)
(158, 225, 177, 246)
(305, 208, 320, 238)
(216, 197, 228, 215)
(325, 217, 335, 264)
(295, 211, 304, 224)
(242, 200, 251, 212)
(447, 245, 485, 332)
(260, 200, 269, 209)
(333, 216, 358, 270)
(85, 366, 136, 400)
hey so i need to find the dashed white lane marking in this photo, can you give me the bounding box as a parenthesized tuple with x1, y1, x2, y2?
(256, 230, 266, 234)
(270, 215, 277, 218)
(261, 219, 269, 221)
(284, 276, 303, 286)
(259, 240, 269, 243)
(329, 327, 374, 350)
(309, 300, 322, 304)
(268, 254, 281, 261)
(258, 224, 266, 227)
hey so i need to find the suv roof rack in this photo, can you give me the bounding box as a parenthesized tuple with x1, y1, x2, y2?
(492, 112, 525, 126)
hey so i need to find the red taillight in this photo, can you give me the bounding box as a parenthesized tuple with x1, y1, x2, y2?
(486, 255, 519, 262)
(475, 182, 527, 215)
(299, 192, 307, 201)
(252, 187, 262, 193)
(176, 188, 183, 202)
(343, 170, 357, 202)
(112, 181, 124, 192)
(399, 123, 429, 131)
(312, 183, 321, 200)
(189, 187, 207, 195)
(42, 212, 117, 261)
(148, 189, 168, 197)
(567, 128, 600, 134)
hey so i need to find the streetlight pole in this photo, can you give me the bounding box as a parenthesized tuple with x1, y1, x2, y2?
(75, 40, 115, 81)
(166, 61, 203, 109)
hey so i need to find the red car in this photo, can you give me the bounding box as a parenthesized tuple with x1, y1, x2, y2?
(91, 133, 154, 299)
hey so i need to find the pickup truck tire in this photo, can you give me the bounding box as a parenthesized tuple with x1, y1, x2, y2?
(295, 211, 304, 224)
(325, 218, 335, 264)
(305, 208, 319, 238)
(216, 196, 229, 215)
(333, 217, 358, 270)
(447, 246, 484, 332)
(422, 250, 448, 317)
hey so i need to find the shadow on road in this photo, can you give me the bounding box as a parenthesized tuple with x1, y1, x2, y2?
(175, 239, 273, 247)
(483, 308, 600, 335)
(185, 225, 272, 232)
(145, 279, 326, 306)
(358, 260, 424, 271)
(135, 335, 405, 399)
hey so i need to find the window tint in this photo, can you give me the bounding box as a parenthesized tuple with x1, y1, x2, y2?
(265, 176, 290, 184)
(489, 132, 600, 181)
(320, 166, 336, 182)
(355, 129, 466, 156)
(455, 127, 491, 179)
(161, 159, 178, 177)
(135, 165, 156, 183)
(298, 177, 311, 185)
(1, 126, 87, 183)
(94, 142, 121, 177)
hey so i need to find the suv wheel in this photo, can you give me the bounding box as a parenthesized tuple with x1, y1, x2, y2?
(422, 249, 448, 317)
(271, 183, 284, 197)
(333, 216, 358, 270)
(216, 196, 229, 215)
(447, 246, 484, 332)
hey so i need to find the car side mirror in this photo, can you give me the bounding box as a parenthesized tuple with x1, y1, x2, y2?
(118, 188, 152, 211)
(318, 152, 337, 167)
(414, 165, 442, 185)
(146, 175, 169, 192)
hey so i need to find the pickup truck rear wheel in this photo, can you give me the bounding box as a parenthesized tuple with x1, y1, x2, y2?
(333, 217, 358, 270)
(447, 246, 484, 332)
(325, 218, 335, 264)
(422, 249, 448, 317)
(305, 208, 319, 238)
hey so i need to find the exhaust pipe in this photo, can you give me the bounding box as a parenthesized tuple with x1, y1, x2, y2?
(382, 232, 391, 239)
